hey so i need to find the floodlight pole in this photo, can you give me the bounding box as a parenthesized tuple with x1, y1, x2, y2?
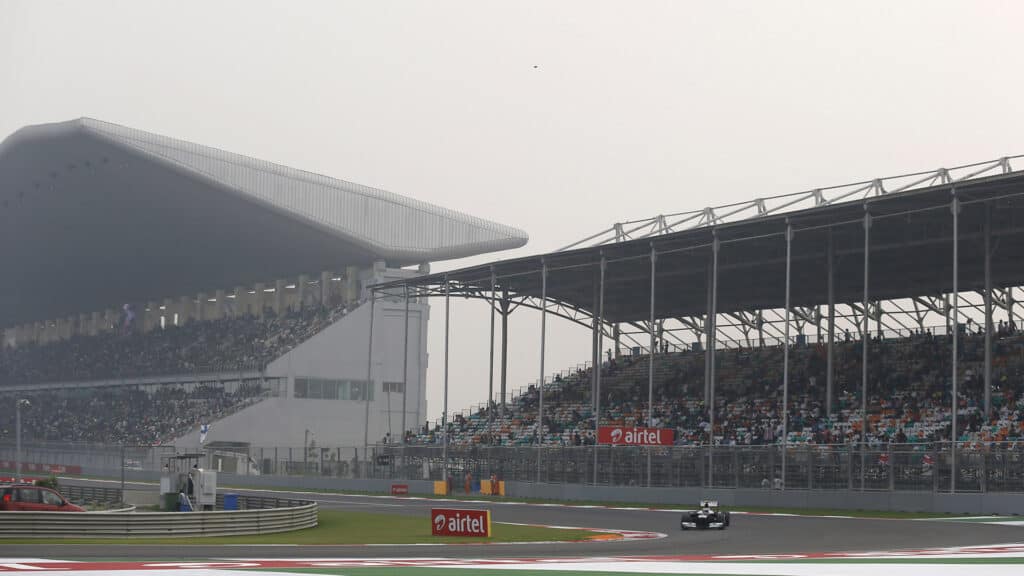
(951, 194, 959, 493)
(861, 210, 871, 491)
(594, 255, 606, 485)
(782, 223, 792, 490)
(537, 261, 548, 483)
(648, 244, 657, 488)
(442, 275, 450, 487)
(363, 292, 376, 478)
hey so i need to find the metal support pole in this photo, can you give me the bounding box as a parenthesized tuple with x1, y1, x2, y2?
(951, 195, 959, 493)
(442, 276, 450, 487)
(782, 224, 792, 490)
(489, 269, 497, 418)
(704, 256, 712, 403)
(501, 291, 509, 416)
(363, 293, 376, 478)
(401, 285, 410, 444)
(709, 234, 719, 486)
(120, 445, 126, 499)
(15, 400, 23, 482)
(648, 245, 657, 487)
(594, 255, 606, 485)
(827, 229, 835, 418)
(537, 261, 548, 483)
(861, 211, 871, 491)
(984, 204, 992, 418)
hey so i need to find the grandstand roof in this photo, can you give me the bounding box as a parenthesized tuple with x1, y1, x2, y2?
(0, 118, 528, 326)
(382, 158, 1024, 325)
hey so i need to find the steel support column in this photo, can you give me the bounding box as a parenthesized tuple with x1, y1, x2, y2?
(15, 400, 22, 482)
(500, 290, 509, 416)
(442, 276, 450, 486)
(401, 284, 410, 443)
(951, 195, 959, 493)
(782, 224, 792, 489)
(709, 233, 719, 487)
(363, 293, 376, 478)
(594, 255, 606, 485)
(861, 211, 871, 491)
(984, 204, 992, 418)
(827, 229, 835, 418)
(489, 269, 497, 418)
(648, 245, 657, 488)
(537, 261, 548, 483)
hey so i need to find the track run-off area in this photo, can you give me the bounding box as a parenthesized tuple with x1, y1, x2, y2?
(2, 481, 1023, 574)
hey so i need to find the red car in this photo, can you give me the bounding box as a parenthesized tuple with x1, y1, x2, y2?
(0, 484, 85, 512)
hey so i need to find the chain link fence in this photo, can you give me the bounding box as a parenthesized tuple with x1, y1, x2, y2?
(4, 441, 1022, 493)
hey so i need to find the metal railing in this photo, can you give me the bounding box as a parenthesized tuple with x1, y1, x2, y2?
(63, 485, 123, 506)
(0, 499, 317, 538)
(361, 442, 1024, 493)
(9, 441, 1023, 494)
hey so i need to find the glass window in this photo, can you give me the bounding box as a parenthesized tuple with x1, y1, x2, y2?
(338, 381, 349, 400)
(384, 381, 405, 393)
(42, 490, 63, 506)
(294, 379, 308, 398)
(308, 379, 323, 399)
(16, 488, 40, 503)
(323, 380, 339, 400)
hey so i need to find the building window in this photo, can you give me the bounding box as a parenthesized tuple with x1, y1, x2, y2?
(383, 381, 404, 393)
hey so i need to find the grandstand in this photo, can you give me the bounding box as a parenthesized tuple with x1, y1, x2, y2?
(0, 118, 528, 463)
(378, 155, 1024, 491)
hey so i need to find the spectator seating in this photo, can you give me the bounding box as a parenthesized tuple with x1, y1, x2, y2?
(410, 327, 1024, 448)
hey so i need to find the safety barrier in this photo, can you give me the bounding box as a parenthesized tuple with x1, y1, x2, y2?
(0, 499, 317, 538)
(63, 484, 123, 506)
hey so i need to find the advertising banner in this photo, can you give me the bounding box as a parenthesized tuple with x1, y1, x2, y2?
(391, 484, 409, 495)
(431, 508, 491, 537)
(597, 426, 674, 446)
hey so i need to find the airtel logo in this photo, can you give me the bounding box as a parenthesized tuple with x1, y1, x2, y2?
(610, 428, 623, 443)
(434, 514, 446, 531)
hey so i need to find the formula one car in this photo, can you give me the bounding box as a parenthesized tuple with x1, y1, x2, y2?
(680, 500, 730, 530)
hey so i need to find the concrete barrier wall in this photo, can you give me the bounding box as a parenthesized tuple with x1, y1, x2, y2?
(68, 466, 1024, 515)
(215, 473, 435, 495)
(502, 482, 1024, 515)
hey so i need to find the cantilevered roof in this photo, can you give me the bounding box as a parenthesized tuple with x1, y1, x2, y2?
(382, 158, 1024, 327)
(0, 118, 528, 326)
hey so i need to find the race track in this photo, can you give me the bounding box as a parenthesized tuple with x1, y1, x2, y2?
(3, 481, 1022, 561)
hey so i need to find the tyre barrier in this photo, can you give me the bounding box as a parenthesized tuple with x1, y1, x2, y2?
(0, 500, 317, 538)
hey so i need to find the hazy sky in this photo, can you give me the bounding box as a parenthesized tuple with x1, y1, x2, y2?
(3, 0, 1024, 422)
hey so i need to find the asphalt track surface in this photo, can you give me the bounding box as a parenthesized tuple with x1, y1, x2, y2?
(3, 481, 1022, 560)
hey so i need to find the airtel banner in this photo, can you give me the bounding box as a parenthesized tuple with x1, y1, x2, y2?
(598, 426, 674, 446)
(431, 508, 491, 537)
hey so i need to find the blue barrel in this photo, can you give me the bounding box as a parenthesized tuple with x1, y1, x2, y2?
(223, 493, 239, 511)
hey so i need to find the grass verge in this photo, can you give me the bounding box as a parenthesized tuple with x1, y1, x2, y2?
(1, 509, 597, 545)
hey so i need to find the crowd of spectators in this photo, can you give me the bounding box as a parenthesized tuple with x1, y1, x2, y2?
(0, 305, 349, 385)
(0, 381, 269, 445)
(410, 324, 1024, 448)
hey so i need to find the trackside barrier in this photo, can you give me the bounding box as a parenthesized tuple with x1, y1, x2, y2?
(63, 484, 123, 506)
(0, 500, 317, 538)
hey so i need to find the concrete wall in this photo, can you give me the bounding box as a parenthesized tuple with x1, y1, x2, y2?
(502, 482, 1024, 515)
(177, 296, 430, 449)
(48, 463, 1024, 515)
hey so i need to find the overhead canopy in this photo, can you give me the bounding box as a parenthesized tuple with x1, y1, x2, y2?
(0, 118, 528, 326)
(382, 168, 1024, 325)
